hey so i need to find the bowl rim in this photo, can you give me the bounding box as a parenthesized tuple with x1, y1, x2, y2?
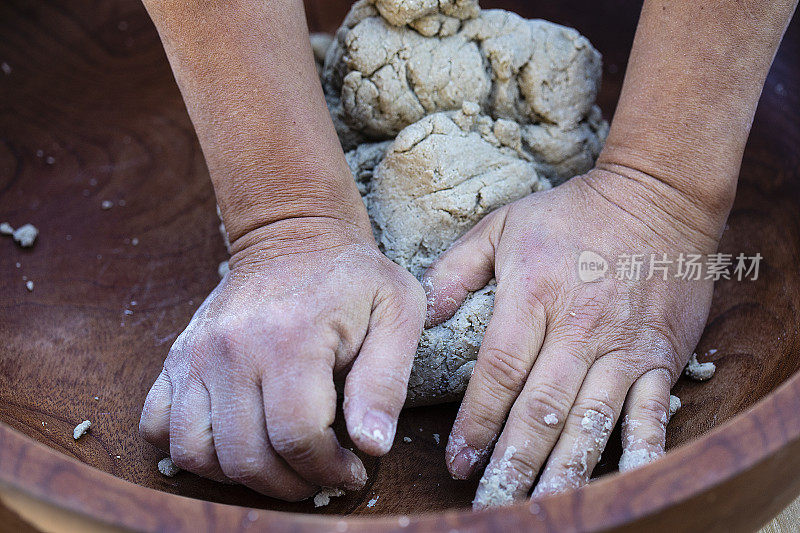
(1, 368, 799, 532)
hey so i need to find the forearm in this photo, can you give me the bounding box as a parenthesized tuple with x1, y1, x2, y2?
(597, 0, 797, 219)
(142, 0, 369, 251)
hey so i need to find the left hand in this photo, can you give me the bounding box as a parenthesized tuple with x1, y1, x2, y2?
(423, 168, 726, 508)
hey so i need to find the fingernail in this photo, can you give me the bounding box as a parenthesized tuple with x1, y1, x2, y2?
(359, 409, 395, 452)
(450, 446, 480, 479)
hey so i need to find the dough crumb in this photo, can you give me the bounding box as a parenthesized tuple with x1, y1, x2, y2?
(432, 433, 440, 444)
(618, 446, 662, 472)
(218, 260, 230, 278)
(544, 413, 559, 426)
(12, 223, 38, 247)
(1, 62, 11, 75)
(313, 487, 345, 507)
(73, 420, 91, 440)
(366, 495, 379, 508)
(668, 394, 682, 420)
(101, 200, 114, 210)
(403, 436, 412, 443)
(25, 280, 34, 292)
(684, 353, 716, 381)
(473, 446, 519, 509)
(131, 237, 139, 246)
(157, 457, 181, 477)
(0, 222, 13, 235)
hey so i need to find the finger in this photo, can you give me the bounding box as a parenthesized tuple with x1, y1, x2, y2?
(422, 208, 506, 326)
(344, 280, 425, 456)
(139, 369, 173, 453)
(467, 337, 593, 507)
(445, 281, 547, 480)
(530, 356, 634, 500)
(618, 368, 671, 472)
(169, 377, 228, 482)
(261, 350, 367, 490)
(210, 381, 316, 501)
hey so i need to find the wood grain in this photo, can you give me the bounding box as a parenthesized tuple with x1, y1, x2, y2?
(0, 0, 799, 530)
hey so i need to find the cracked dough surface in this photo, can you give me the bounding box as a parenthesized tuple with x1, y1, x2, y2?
(316, 0, 606, 405)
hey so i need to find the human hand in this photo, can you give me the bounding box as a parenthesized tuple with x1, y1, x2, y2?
(424, 168, 728, 508)
(139, 218, 426, 500)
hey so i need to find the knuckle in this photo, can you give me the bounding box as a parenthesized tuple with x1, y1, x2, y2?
(575, 397, 617, 431)
(479, 346, 531, 395)
(221, 456, 265, 484)
(138, 418, 165, 444)
(633, 396, 670, 424)
(520, 382, 573, 426)
(170, 447, 212, 475)
(270, 426, 321, 462)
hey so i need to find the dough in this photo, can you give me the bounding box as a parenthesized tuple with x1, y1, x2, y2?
(5, 223, 39, 247)
(315, 0, 607, 406)
(158, 457, 181, 477)
(322, 0, 604, 153)
(313, 487, 345, 507)
(684, 353, 716, 381)
(73, 420, 91, 440)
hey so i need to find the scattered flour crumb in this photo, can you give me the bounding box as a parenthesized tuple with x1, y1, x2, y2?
(684, 353, 716, 381)
(1, 62, 11, 75)
(0, 222, 12, 235)
(101, 200, 114, 210)
(157, 457, 181, 477)
(131, 237, 139, 246)
(73, 420, 91, 440)
(544, 413, 559, 426)
(366, 495, 379, 508)
(397, 516, 410, 527)
(432, 433, 440, 444)
(25, 280, 34, 292)
(403, 436, 412, 443)
(313, 487, 345, 507)
(12, 224, 38, 247)
(218, 260, 230, 278)
(669, 395, 682, 420)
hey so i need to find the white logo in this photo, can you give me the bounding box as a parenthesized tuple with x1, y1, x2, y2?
(578, 251, 608, 282)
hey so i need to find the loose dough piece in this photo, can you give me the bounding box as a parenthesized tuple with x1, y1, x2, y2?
(158, 457, 181, 477)
(73, 420, 91, 440)
(313, 487, 345, 507)
(684, 353, 716, 381)
(12, 223, 38, 247)
(218, 260, 230, 278)
(0, 222, 13, 235)
(669, 394, 682, 419)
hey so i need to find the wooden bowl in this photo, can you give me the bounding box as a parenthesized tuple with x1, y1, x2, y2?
(1, 1, 799, 531)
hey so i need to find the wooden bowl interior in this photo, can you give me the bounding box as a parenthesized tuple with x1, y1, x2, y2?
(1, 0, 799, 518)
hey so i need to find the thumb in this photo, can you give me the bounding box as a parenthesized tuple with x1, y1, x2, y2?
(344, 275, 426, 455)
(422, 208, 506, 327)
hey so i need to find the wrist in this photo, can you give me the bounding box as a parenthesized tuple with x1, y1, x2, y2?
(580, 165, 730, 254)
(228, 215, 377, 270)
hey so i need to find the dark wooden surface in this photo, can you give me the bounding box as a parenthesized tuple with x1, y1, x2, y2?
(0, 0, 799, 528)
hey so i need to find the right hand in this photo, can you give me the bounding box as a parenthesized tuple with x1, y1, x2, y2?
(139, 218, 426, 500)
